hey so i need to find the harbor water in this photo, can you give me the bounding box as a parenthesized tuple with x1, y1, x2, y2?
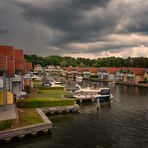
(1, 81, 148, 148)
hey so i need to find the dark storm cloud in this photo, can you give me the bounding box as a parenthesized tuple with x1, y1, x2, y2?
(14, 0, 113, 45)
(0, 27, 8, 34)
(0, 0, 148, 57)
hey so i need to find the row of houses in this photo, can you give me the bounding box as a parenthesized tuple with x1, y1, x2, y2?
(34, 64, 64, 75)
(0, 45, 32, 105)
(33, 65, 148, 84)
(64, 67, 148, 83)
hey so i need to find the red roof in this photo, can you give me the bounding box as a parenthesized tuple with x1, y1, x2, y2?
(0, 46, 14, 60)
(76, 67, 84, 72)
(14, 49, 24, 60)
(66, 66, 73, 72)
(106, 68, 120, 74)
(15, 59, 25, 71)
(22, 60, 27, 75)
(26, 62, 32, 71)
(129, 68, 145, 75)
(7, 60, 15, 77)
(0, 56, 7, 70)
(89, 67, 97, 73)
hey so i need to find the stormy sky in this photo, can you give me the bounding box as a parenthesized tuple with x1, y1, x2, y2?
(0, 0, 148, 58)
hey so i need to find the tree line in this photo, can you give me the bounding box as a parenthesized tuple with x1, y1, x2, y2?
(25, 55, 148, 68)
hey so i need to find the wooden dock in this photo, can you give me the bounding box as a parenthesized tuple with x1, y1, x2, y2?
(41, 104, 80, 114)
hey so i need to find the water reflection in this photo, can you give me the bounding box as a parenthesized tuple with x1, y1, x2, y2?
(48, 114, 74, 124)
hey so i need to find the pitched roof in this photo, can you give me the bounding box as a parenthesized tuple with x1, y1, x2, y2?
(0, 46, 14, 60)
(129, 68, 146, 75)
(22, 60, 27, 75)
(14, 49, 24, 60)
(6, 60, 15, 77)
(0, 56, 7, 70)
(65, 66, 73, 71)
(89, 67, 97, 73)
(26, 62, 32, 71)
(15, 59, 24, 71)
(106, 68, 120, 74)
(76, 67, 84, 72)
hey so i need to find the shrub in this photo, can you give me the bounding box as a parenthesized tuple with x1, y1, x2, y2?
(24, 85, 31, 94)
(17, 98, 74, 108)
(90, 75, 98, 79)
(39, 86, 64, 90)
(0, 120, 14, 131)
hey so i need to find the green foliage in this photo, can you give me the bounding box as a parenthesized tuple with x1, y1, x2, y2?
(90, 75, 98, 78)
(0, 120, 13, 131)
(24, 85, 31, 94)
(25, 54, 148, 68)
(144, 78, 148, 83)
(18, 108, 43, 126)
(39, 86, 64, 90)
(17, 98, 74, 108)
(17, 89, 74, 108)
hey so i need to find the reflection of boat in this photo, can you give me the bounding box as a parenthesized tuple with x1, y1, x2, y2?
(73, 84, 113, 102)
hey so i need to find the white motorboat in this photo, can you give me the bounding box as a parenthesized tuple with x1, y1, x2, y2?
(73, 84, 113, 102)
(49, 81, 65, 88)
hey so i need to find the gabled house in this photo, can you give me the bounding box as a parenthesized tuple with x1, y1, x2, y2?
(34, 64, 43, 74)
(76, 67, 84, 76)
(83, 68, 91, 79)
(12, 49, 26, 94)
(106, 68, 119, 80)
(97, 68, 109, 80)
(116, 68, 146, 83)
(24, 62, 33, 87)
(0, 45, 32, 106)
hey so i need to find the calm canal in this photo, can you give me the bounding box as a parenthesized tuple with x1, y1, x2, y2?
(1, 81, 148, 148)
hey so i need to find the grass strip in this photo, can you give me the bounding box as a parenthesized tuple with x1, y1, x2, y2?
(18, 108, 43, 127)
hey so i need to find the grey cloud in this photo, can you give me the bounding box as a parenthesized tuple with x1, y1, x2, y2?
(0, 0, 148, 57)
(14, 0, 113, 45)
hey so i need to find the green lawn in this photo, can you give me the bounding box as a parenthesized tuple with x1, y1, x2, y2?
(30, 90, 72, 99)
(18, 108, 43, 127)
(17, 90, 74, 108)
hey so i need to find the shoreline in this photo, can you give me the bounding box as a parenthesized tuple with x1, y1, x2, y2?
(0, 104, 79, 143)
(83, 78, 148, 88)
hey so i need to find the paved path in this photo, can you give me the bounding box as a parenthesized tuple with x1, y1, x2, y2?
(0, 105, 17, 121)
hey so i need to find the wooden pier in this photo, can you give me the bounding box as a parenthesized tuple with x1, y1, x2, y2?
(41, 104, 80, 114)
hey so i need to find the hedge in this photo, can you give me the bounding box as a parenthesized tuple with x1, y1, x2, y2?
(90, 75, 98, 78)
(0, 119, 14, 131)
(17, 98, 74, 108)
(39, 86, 64, 90)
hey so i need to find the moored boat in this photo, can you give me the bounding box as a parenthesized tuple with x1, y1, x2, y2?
(73, 84, 113, 102)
